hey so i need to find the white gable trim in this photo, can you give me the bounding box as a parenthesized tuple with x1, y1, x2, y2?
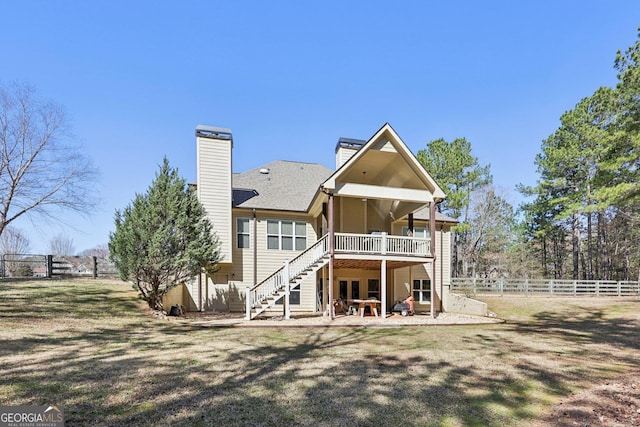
(322, 123, 446, 200)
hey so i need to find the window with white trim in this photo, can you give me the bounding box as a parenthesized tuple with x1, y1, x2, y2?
(403, 227, 428, 238)
(267, 220, 307, 250)
(413, 279, 431, 303)
(237, 218, 250, 249)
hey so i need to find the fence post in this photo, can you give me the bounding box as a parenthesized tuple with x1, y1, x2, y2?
(550, 280, 554, 295)
(596, 281, 600, 296)
(617, 281, 621, 297)
(499, 279, 504, 296)
(524, 279, 529, 297)
(46, 255, 53, 278)
(92, 256, 98, 279)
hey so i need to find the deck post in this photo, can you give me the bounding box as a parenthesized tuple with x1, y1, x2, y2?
(381, 259, 387, 318)
(284, 260, 290, 320)
(245, 287, 251, 320)
(328, 193, 335, 320)
(429, 201, 436, 318)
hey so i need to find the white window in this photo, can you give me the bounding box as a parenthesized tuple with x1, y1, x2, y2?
(267, 220, 307, 250)
(413, 279, 431, 303)
(237, 218, 250, 249)
(403, 227, 428, 238)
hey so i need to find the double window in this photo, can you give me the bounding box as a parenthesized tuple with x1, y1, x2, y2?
(267, 220, 306, 250)
(413, 279, 431, 303)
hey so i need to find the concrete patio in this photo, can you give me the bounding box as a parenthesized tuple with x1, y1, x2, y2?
(177, 311, 503, 328)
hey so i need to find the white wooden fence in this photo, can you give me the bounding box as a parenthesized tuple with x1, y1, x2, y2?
(451, 278, 640, 297)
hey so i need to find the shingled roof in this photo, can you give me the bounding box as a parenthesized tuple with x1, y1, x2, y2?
(232, 160, 333, 212)
(411, 205, 458, 223)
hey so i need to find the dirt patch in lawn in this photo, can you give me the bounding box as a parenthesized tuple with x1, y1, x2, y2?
(536, 369, 640, 426)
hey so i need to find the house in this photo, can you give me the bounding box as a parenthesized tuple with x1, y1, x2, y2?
(163, 123, 487, 319)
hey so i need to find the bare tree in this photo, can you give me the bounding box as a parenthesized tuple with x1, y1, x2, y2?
(0, 226, 32, 277)
(0, 226, 31, 254)
(0, 82, 98, 240)
(48, 233, 75, 256)
(79, 244, 109, 259)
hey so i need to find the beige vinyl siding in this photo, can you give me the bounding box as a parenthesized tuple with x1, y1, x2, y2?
(372, 138, 398, 153)
(339, 197, 366, 233)
(391, 218, 452, 311)
(335, 197, 389, 234)
(439, 225, 452, 286)
(197, 135, 233, 263)
(394, 264, 431, 310)
(336, 147, 358, 169)
(210, 210, 319, 313)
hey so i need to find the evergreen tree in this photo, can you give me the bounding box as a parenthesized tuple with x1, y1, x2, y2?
(598, 28, 640, 205)
(417, 137, 492, 277)
(109, 158, 221, 310)
(532, 89, 615, 279)
(520, 30, 640, 280)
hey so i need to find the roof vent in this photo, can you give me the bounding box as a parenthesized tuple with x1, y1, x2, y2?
(259, 168, 270, 174)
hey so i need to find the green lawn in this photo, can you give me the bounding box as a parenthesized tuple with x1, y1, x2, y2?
(1, 280, 639, 426)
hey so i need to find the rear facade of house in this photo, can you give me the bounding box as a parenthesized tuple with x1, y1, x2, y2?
(164, 123, 485, 319)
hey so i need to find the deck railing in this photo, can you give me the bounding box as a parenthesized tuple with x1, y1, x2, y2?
(334, 233, 431, 257)
(246, 232, 432, 319)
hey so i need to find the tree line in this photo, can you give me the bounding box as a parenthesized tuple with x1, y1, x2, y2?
(418, 29, 640, 281)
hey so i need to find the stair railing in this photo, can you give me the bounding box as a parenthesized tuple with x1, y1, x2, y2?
(288, 234, 329, 282)
(246, 234, 330, 319)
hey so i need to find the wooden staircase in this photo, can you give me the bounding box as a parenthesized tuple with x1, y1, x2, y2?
(246, 235, 329, 320)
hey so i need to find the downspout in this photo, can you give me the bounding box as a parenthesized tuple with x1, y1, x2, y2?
(253, 209, 257, 287)
(198, 271, 203, 311)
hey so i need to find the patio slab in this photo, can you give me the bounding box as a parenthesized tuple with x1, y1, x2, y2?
(178, 311, 504, 328)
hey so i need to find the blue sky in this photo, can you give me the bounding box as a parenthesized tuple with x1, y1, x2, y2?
(2, 1, 639, 254)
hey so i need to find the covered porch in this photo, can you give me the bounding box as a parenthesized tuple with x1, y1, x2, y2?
(317, 251, 436, 320)
(317, 124, 446, 321)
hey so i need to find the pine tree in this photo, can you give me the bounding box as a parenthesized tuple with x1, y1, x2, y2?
(109, 157, 221, 310)
(416, 137, 492, 277)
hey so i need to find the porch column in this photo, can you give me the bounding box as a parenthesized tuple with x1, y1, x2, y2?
(430, 201, 436, 318)
(328, 192, 335, 319)
(381, 259, 387, 319)
(245, 287, 251, 320)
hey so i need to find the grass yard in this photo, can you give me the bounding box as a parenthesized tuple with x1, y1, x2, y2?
(1, 280, 639, 426)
